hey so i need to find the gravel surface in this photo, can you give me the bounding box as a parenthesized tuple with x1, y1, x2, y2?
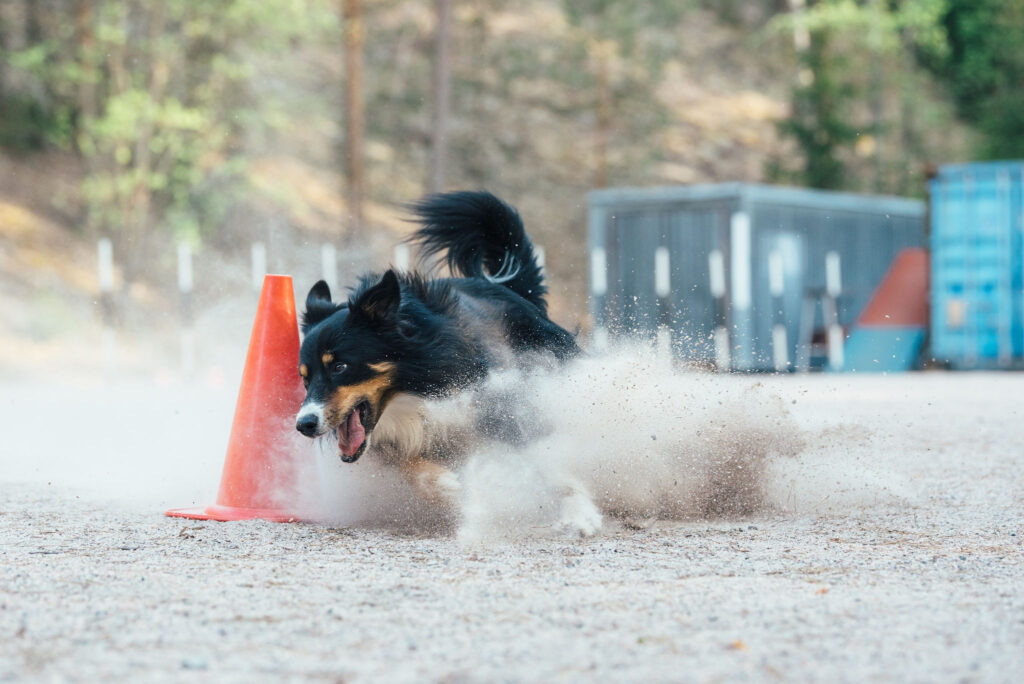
(1, 373, 1022, 682)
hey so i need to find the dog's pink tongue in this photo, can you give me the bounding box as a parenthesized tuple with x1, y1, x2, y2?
(339, 409, 365, 457)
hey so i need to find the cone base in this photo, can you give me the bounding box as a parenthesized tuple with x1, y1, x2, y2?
(165, 504, 310, 523)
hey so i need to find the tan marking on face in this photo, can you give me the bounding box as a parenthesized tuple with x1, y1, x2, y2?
(368, 361, 395, 373)
(322, 352, 334, 366)
(299, 364, 308, 378)
(325, 370, 396, 430)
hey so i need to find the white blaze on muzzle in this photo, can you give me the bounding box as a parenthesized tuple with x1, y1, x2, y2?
(296, 401, 327, 434)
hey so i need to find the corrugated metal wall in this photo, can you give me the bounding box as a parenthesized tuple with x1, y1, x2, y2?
(588, 184, 924, 371)
(930, 161, 1024, 369)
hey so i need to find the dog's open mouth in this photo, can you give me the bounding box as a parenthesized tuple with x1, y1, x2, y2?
(337, 400, 370, 463)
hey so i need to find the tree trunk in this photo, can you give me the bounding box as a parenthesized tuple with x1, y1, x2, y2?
(121, 5, 168, 286)
(0, 6, 7, 103)
(428, 0, 451, 194)
(594, 46, 611, 189)
(74, 0, 97, 144)
(867, 0, 884, 192)
(25, 0, 42, 45)
(787, 0, 810, 53)
(342, 0, 365, 234)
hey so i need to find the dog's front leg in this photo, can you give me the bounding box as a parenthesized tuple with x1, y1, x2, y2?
(401, 456, 461, 509)
(536, 458, 602, 537)
(553, 478, 603, 537)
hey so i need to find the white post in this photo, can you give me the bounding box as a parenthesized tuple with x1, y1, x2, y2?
(769, 249, 788, 371)
(321, 243, 338, 293)
(768, 250, 784, 299)
(251, 242, 267, 294)
(729, 213, 751, 311)
(177, 243, 193, 295)
(96, 237, 116, 368)
(654, 246, 670, 298)
(97, 238, 116, 379)
(590, 247, 607, 296)
(177, 242, 195, 376)
(591, 246, 608, 352)
(97, 238, 114, 294)
(825, 250, 842, 298)
(825, 250, 844, 370)
(827, 327, 844, 370)
(654, 246, 671, 363)
(772, 325, 789, 371)
(708, 249, 729, 371)
(393, 243, 410, 272)
(729, 211, 754, 371)
(713, 328, 732, 372)
(708, 249, 726, 299)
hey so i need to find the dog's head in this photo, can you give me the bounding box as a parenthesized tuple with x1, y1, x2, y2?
(295, 270, 403, 463)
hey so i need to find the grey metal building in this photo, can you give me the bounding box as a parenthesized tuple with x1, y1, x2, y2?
(587, 183, 924, 371)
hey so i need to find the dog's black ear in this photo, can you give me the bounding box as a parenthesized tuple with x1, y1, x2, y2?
(352, 269, 401, 326)
(302, 280, 344, 333)
(307, 279, 332, 307)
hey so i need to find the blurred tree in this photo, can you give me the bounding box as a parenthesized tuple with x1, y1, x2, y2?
(936, 0, 1024, 159)
(777, 1, 858, 190)
(2, 0, 336, 279)
(341, 0, 365, 233)
(429, 0, 452, 194)
(72, 0, 98, 148)
(563, 0, 690, 188)
(591, 38, 612, 188)
(0, 1, 63, 152)
(770, 0, 966, 194)
(0, 0, 1012, 295)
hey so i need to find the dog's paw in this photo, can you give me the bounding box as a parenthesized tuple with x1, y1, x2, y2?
(620, 516, 657, 531)
(556, 491, 603, 537)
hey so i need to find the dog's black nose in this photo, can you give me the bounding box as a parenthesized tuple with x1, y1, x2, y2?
(296, 414, 320, 437)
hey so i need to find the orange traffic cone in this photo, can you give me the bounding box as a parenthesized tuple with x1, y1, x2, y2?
(167, 274, 312, 522)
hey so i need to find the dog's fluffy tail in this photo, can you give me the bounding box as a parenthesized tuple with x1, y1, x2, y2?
(409, 191, 548, 312)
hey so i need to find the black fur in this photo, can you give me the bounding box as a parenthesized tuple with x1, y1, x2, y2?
(297, 191, 579, 462)
(303, 280, 345, 332)
(409, 190, 548, 312)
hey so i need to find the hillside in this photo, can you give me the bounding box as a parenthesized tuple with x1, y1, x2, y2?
(0, 3, 973, 380)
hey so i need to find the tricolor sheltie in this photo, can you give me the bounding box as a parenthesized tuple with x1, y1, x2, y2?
(295, 191, 580, 511)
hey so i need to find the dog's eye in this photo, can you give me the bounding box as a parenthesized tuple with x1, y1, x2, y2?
(331, 361, 347, 375)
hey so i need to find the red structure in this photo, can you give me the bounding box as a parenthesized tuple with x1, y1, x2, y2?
(856, 248, 929, 327)
(844, 248, 929, 372)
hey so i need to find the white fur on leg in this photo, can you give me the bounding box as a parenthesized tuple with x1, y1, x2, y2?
(435, 469, 461, 501)
(556, 485, 603, 537)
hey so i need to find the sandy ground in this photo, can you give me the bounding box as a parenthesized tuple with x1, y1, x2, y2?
(1, 372, 1023, 682)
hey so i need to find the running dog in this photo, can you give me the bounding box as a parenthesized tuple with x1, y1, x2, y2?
(295, 191, 579, 509)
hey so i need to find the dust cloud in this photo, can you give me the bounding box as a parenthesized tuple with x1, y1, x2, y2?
(302, 343, 907, 540)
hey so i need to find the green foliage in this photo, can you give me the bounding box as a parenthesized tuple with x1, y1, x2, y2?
(0, 94, 57, 153)
(768, 0, 975, 194)
(772, 0, 1024, 189)
(0, 41, 74, 151)
(2, 0, 1020, 273)
(2, 0, 337, 264)
(776, 28, 859, 190)
(938, 0, 1024, 158)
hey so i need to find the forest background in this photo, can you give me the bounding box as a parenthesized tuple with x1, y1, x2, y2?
(1, 0, 1021, 376)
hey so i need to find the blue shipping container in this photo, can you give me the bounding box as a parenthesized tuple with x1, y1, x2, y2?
(930, 161, 1024, 368)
